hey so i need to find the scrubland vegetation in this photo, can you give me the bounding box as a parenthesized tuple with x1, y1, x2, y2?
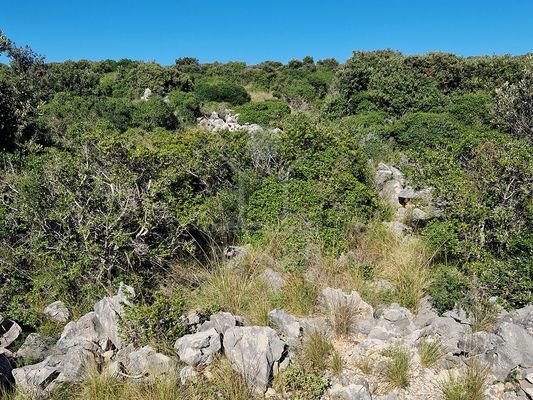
(0, 30, 532, 399)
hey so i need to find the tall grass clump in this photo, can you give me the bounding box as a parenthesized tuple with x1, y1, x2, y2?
(383, 344, 411, 389)
(418, 337, 444, 368)
(439, 359, 488, 400)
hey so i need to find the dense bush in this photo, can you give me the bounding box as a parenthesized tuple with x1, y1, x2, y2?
(234, 100, 290, 126)
(132, 97, 179, 130)
(194, 79, 250, 105)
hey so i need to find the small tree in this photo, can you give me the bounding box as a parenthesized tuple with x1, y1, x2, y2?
(493, 55, 533, 141)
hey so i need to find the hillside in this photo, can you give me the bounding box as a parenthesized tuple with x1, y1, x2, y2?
(0, 31, 532, 399)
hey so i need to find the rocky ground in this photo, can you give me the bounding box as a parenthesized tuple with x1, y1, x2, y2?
(1, 280, 532, 399)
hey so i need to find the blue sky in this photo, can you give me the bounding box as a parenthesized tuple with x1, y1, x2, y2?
(1, 0, 532, 65)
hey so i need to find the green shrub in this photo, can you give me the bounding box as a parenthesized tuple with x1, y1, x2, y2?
(120, 290, 186, 353)
(234, 100, 290, 126)
(167, 90, 201, 124)
(277, 363, 328, 400)
(132, 97, 178, 130)
(195, 79, 250, 105)
(428, 265, 471, 314)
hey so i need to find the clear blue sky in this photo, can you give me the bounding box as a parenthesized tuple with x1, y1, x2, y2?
(1, 0, 532, 65)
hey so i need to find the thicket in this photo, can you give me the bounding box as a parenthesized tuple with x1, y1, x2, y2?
(0, 31, 531, 339)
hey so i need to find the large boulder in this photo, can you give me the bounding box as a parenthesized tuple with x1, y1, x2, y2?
(175, 328, 221, 367)
(44, 301, 70, 323)
(93, 283, 134, 350)
(198, 311, 241, 335)
(56, 312, 104, 350)
(125, 346, 176, 378)
(500, 305, 533, 336)
(259, 268, 286, 291)
(12, 356, 62, 398)
(0, 315, 22, 349)
(223, 326, 287, 393)
(17, 333, 59, 362)
(59, 342, 101, 381)
(268, 309, 302, 342)
(421, 316, 471, 355)
(483, 322, 533, 381)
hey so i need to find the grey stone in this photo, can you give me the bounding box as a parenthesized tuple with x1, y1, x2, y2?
(327, 382, 372, 400)
(93, 284, 134, 350)
(12, 356, 62, 398)
(380, 179, 403, 208)
(259, 268, 286, 291)
(223, 326, 286, 393)
(125, 346, 176, 378)
(56, 312, 104, 350)
(321, 288, 373, 321)
(410, 207, 429, 221)
(17, 333, 59, 362)
(414, 296, 438, 328)
(0, 315, 22, 348)
(59, 342, 101, 381)
(268, 309, 302, 340)
(484, 322, 533, 381)
(175, 328, 221, 367)
(458, 331, 504, 355)
(223, 245, 249, 261)
(179, 365, 197, 385)
(198, 311, 240, 335)
(501, 305, 533, 336)
(422, 316, 471, 354)
(44, 301, 70, 323)
(140, 88, 152, 101)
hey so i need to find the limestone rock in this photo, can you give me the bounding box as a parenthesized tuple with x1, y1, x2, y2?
(93, 283, 135, 350)
(17, 333, 59, 362)
(125, 346, 176, 378)
(321, 288, 374, 320)
(327, 382, 372, 400)
(259, 268, 286, 291)
(12, 356, 62, 398)
(44, 301, 70, 323)
(198, 311, 241, 335)
(0, 315, 22, 348)
(223, 326, 286, 393)
(484, 322, 533, 381)
(268, 309, 302, 340)
(175, 328, 221, 367)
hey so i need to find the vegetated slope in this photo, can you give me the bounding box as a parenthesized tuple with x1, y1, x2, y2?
(0, 31, 531, 383)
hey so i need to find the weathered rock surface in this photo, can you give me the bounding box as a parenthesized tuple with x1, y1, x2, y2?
(175, 328, 221, 367)
(198, 311, 241, 335)
(17, 333, 60, 362)
(0, 315, 22, 348)
(259, 268, 286, 291)
(268, 309, 302, 341)
(198, 112, 278, 134)
(223, 326, 286, 393)
(44, 301, 70, 323)
(484, 322, 533, 381)
(321, 287, 374, 321)
(327, 381, 372, 400)
(125, 346, 175, 378)
(12, 356, 62, 398)
(375, 163, 441, 227)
